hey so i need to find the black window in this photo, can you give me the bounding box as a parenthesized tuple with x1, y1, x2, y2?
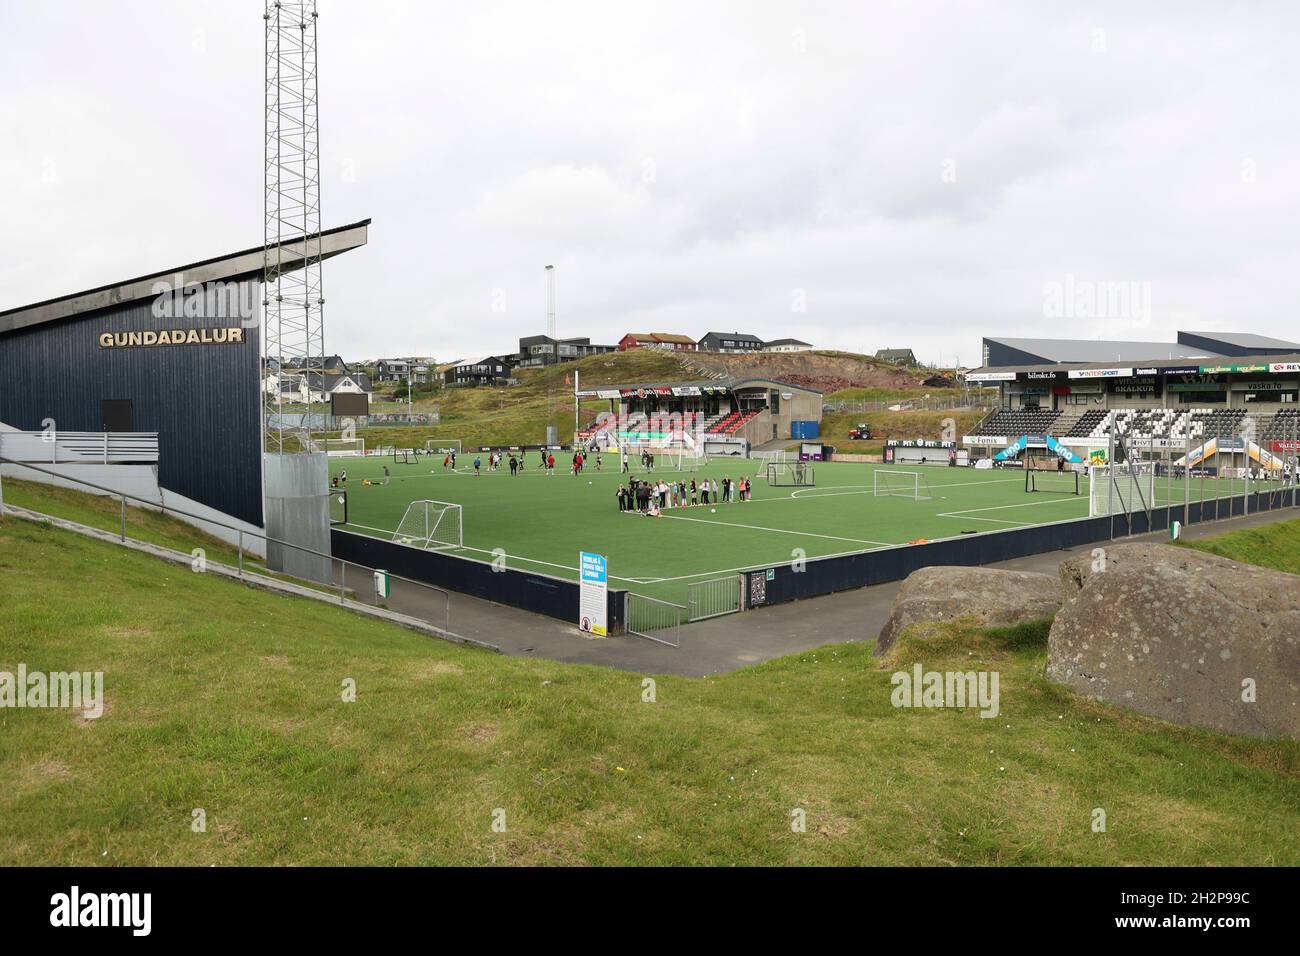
(101, 399, 133, 432)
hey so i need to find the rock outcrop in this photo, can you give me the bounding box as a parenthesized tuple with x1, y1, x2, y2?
(874, 565, 1062, 656)
(1048, 543, 1300, 738)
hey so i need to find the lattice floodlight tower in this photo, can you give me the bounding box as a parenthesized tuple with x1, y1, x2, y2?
(263, 1, 324, 454)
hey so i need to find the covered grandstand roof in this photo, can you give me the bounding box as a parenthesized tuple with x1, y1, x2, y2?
(967, 351, 1300, 377)
(982, 335, 1217, 366)
(1176, 330, 1300, 354)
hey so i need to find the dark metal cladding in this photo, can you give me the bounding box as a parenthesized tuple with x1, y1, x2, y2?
(0, 280, 264, 526)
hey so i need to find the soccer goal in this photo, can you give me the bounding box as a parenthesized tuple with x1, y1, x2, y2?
(766, 461, 815, 486)
(393, 447, 416, 464)
(392, 500, 463, 550)
(314, 437, 365, 457)
(1089, 463, 1156, 517)
(1025, 468, 1081, 495)
(873, 469, 932, 500)
(424, 438, 462, 454)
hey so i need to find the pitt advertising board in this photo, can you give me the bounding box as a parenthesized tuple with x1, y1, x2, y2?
(578, 551, 608, 637)
(1068, 367, 1132, 379)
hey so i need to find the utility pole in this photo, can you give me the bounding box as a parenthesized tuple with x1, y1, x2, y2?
(263, 0, 324, 454)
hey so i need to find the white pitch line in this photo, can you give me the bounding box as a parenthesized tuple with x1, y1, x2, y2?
(937, 496, 1091, 517)
(650, 510, 893, 547)
(936, 513, 1030, 526)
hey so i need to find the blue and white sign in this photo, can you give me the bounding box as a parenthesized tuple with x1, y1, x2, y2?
(579, 551, 608, 637)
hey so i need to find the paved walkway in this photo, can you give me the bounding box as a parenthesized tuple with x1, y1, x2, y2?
(422, 505, 1299, 676)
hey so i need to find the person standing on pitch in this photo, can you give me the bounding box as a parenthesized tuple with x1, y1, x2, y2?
(473, 455, 481, 476)
(382, 465, 391, 485)
(621, 450, 629, 473)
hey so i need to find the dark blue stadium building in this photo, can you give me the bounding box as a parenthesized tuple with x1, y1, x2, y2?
(0, 221, 369, 533)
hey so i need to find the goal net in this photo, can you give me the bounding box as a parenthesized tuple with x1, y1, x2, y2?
(766, 461, 814, 486)
(873, 469, 932, 500)
(424, 439, 462, 454)
(313, 438, 365, 457)
(392, 499, 463, 550)
(1089, 463, 1156, 517)
(1025, 468, 1081, 495)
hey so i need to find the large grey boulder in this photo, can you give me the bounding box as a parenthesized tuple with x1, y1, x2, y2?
(874, 565, 1062, 656)
(1048, 543, 1300, 738)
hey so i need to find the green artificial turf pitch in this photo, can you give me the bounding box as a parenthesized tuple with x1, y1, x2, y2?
(329, 454, 1272, 604)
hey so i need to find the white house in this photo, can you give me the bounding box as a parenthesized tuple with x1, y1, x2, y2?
(763, 338, 814, 353)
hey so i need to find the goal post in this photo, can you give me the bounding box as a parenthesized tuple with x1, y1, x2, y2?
(313, 437, 365, 457)
(1025, 468, 1081, 495)
(765, 461, 815, 486)
(873, 469, 932, 500)
(424, 438, 462, 454)
(392, 499, 463, 550)
(1089, 463, 1156, 517)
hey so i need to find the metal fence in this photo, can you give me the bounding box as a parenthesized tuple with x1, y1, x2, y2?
(823, 393, 996, 415)
(267, 412, 440, 430)
(0, 456, 471, 646)
(625, 593, 686, 646)
(686, 574, 743, 621)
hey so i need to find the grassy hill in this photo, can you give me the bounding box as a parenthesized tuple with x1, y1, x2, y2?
(1, 494, 1296, 865)
(349, 349, 972, 452)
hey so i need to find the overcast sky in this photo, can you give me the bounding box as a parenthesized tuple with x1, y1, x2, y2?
(2, 1, 1297, 366)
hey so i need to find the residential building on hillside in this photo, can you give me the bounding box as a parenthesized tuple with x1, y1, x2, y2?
(443, 355, 517, 387)
(764, 338, 813, 353)
(299, 370, 373, 404)
(283, 354, 353, 374)
(697, 331, 764, 353)
(876, 348, 916, 365)
(618, 332, 698, 351)
(516, 334, 616, 368)
(374, 358, 409, 381)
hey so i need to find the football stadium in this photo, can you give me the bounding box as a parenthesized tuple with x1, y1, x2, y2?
(3, 0, 1298, 894)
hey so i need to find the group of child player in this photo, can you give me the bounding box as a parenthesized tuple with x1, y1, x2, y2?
(437, 448, 603, 476)
(616, 474, 753, 516)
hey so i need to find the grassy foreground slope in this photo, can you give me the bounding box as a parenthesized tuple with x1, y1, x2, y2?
(1, 510, 1296, 865)
(1180, 515, 1300, 575)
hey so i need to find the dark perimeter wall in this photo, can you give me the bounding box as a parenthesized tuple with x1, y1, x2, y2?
(0, 281, 264, 525)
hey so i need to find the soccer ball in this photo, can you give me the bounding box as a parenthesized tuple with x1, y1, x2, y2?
(710, 508, 716, 513)
(399, 536, 414, 545)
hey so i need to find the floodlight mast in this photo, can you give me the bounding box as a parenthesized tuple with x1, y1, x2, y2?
(263, 1, 325, 454)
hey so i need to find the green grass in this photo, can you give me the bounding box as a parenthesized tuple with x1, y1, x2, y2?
(1180, 516, 1300, 574)
(1, 510, 1295, 865)
(329, 455, 1263, 605)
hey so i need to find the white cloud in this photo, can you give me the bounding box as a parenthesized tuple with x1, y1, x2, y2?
(1, 0, 1297, 368)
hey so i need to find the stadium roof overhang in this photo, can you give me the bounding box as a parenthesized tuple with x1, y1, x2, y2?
(0, 218, 371, 336)
(965, 352, 1300, 381)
